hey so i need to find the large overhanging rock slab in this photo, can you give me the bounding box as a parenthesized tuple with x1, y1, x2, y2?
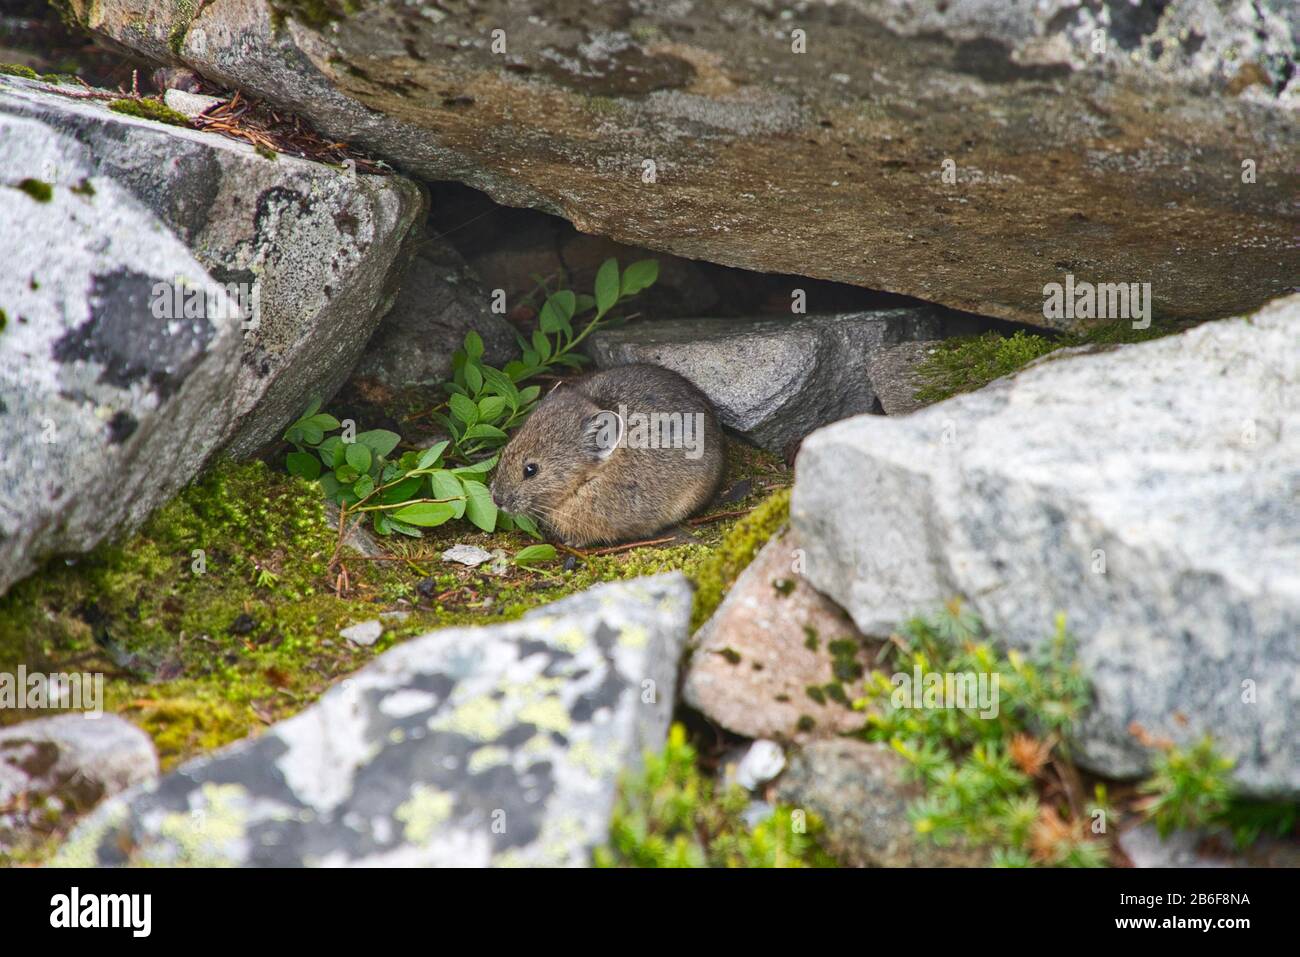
(0, 76, 424, 457)
(55, 575, 692, 867)
(587, 309, 942, 453)
(65, 0, 1299, 328)
(790, 295, 1300, 797)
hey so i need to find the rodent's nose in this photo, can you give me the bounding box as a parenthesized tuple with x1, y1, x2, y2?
(490, 484, 510, 511)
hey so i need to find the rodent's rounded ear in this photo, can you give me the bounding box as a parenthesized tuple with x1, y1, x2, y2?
(582, 410, 623, 461)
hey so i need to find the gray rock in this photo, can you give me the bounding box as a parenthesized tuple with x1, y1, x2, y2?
(587, 310, 943, 453)
(774, 739, 984, 867)
(0, 77, 422, 597)
(683, 529, 876, 740)
(63, 1, 1298, 329)
(792, 294, 1300, 797)
(1118, 825, 1234, 868)
(339, 620, 383, 647)
(1, 78, 424, 458)
(353, 226, 516, 388)
(55, 574, 692, 866)
(1, 715, 158, 855)
(726, 740, 786, 793)
(872, 0, 1297, 99)
(0, 112, 243, 598)
(162, 88, 222, 118)
(441, 544, 495, 567)
(324, 501, 385, 559)
(1119, 823, 1300, 869)
(866, 340, 944, 416)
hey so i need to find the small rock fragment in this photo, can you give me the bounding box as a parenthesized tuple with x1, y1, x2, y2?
(441, 544, 494, 567)
(340, 620, 383, 646)
(162, 88, 222, 118)
(729, 739, 785, 792)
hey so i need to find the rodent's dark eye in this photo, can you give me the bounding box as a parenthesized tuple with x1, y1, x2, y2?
(523, 462, 539, 479)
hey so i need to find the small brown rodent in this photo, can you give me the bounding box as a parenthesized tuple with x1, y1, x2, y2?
(490, 363, 726, 546)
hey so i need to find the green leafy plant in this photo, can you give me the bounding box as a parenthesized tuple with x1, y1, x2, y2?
(857, 604, 1103, 866)
(1216, 800, 1297, 850)
(282, 399, 539, 539)
(282, 259, 659, 543)
(1137, 736, 1235, 838)
(595, 724, 835, 868)
(433, 258, 659, 463)
(513, 544, 557, 569)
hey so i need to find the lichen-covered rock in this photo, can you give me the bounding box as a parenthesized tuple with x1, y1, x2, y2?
(683, 530, 875, 741)
(871, 0, 1297, 98)
(352, 225, 516, 388)
(0, 76, 424, 458)
(64, 0, 1298, 328)
(792, 294, 1300, 797)
(1, 715, 158, 857)
(0, 111, 243, 597)
(0, 75, 423, 596)
(774, 739, 984, 867)
(55, 574, 692, 867)
(587, 310, 943, 453)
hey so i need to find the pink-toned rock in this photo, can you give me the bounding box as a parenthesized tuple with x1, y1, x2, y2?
(683, 529, 877, 740)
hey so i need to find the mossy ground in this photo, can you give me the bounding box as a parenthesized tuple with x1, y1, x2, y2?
(0, 442, 789, 783)
(913, 320, 1191, 405)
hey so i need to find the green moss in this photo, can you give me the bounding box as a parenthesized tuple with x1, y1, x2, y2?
(0, 308, 6, 332)
(255, 145, 279, 161)
(914, 331, 1059, 404)
(913, 321, 1190, 405)
(268, 0, 367, 30)
(70, 178, 95, 197)
(1, 441, 790, 759)
(0, 461, 374, 769)
(107, 98, 190, 127)
(0, 63, 39, 80)
(822, 681, 848, 706)
(168, 0, 197, 56)
(689, 486, 791, 630)
(1, 437, 791, 863)
(828, 638, 864, 683)
(16, 179, 53, 202)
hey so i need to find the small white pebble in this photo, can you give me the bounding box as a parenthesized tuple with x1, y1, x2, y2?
(340, 620, 383, 646)
(441, 543, 495, 567)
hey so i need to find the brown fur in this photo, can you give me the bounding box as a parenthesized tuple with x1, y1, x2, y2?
(490, 364, 726, 546)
